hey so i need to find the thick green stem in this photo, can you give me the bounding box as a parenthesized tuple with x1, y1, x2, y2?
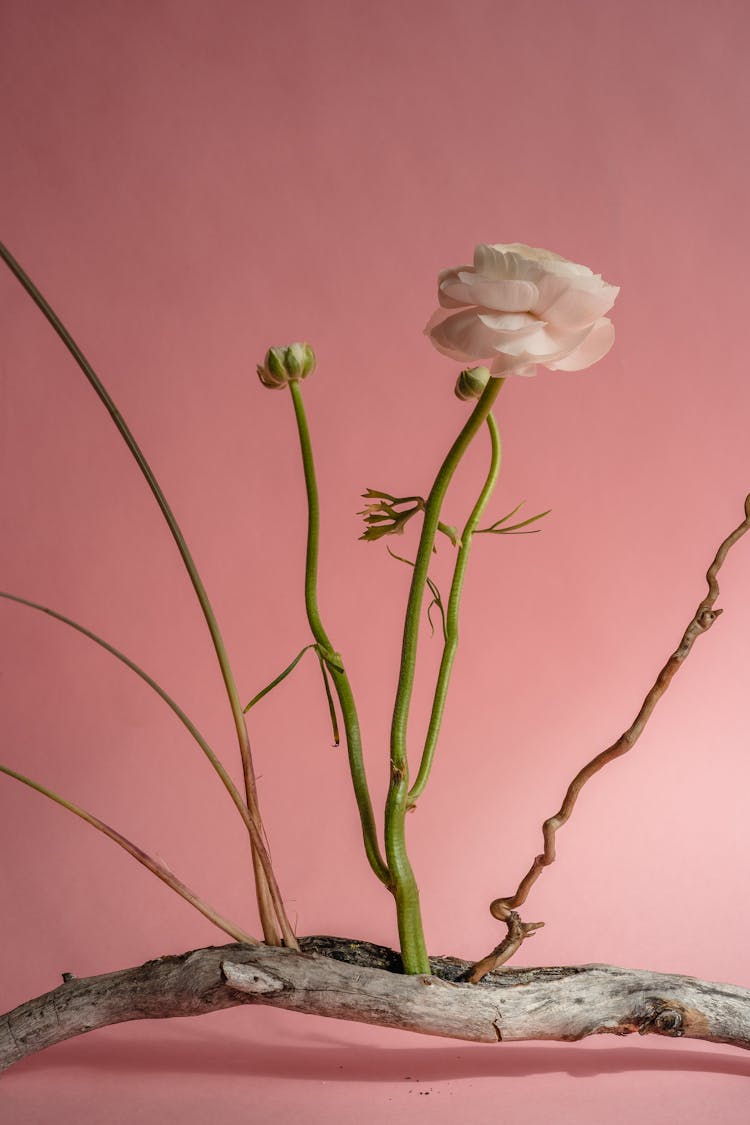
(387, 379, 504, 974)
(0, 241, 294, 947)
(0, 763, 259, 946)
(288, 380, 390, 886)
(408, 411, 502, 801)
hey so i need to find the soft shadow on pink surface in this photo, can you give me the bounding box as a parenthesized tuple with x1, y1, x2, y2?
(13, 1034, 750, 1082)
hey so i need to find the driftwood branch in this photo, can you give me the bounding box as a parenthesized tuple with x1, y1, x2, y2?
(472, 495, 750, 980)
(1, 937, 749, 1072)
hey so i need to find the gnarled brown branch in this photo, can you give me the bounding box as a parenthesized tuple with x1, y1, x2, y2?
(473, 495, 750, 980)
(1, 938, 749, 1072)
(465, 912, 544, 983)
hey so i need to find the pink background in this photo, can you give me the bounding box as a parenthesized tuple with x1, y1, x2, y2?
(1, 0, 749, 1120)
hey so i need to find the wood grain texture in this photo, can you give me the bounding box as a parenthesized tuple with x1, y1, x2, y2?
(2, 938, 748, 1071)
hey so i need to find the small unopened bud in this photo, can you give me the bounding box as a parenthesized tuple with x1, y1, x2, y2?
(257, 343, 316, 389)
(454, 365, 490, 401)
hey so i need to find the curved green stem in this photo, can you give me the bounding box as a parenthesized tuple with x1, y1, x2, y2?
(0, 763, 259, 946)
(288, 380, 390, 886)
(0, 240, 294, 947)
(387, 379, 504, 973)
(408, 411, 502, 801)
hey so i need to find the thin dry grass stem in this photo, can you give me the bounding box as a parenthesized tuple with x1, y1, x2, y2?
(469, 495, 750, 982)
(0, 763, 259, 946)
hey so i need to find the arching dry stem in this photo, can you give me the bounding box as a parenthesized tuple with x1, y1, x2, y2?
(470, 495, 750, 981)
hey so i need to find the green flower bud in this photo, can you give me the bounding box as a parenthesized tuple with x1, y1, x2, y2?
(454, 365, 491, 401)
(257, 343, 316, 389)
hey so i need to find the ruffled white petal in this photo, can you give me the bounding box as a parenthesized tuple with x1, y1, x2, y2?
(477, 311, 540, 335)
(440, 272, 538, 313)
(425, 308, 501, 359)
(437, 267, 473, 308)
(489, 319, 588, 359)
(427, 243, 619, 379)
(473, 244, 513, 279)
(489, 354, 538, 376)
(533, 256, 593, 280)
(533, 273, 619, 329)
(546, 318, 615, 371)
(491, 243, 567, 264)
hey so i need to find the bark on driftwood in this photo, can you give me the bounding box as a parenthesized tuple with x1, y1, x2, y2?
(2, 937, 749, 1071)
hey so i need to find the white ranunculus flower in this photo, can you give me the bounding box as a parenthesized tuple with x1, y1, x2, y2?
(425, 243, 619, 377)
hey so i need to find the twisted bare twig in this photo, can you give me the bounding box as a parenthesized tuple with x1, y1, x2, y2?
(465, 912, 544, 984)
(470, 495, 750, 982)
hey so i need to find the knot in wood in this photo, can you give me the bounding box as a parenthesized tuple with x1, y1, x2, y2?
(654, 1008, 683, 1035)
(643, 999, 684, 1038)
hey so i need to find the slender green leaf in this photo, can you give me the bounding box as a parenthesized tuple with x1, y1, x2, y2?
(437, 521, 460, 547)
(488, 500, 525, 527)
(316, 652, 341, 747)
(387, 547, 447, 639)
(386, 546, 415, 568)
(426, 577, 448, 641)
(477, 508, 551, 535)
(243, 645, 317, 712)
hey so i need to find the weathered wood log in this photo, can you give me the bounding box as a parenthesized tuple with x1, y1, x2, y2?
(2, 937, 749, 1071)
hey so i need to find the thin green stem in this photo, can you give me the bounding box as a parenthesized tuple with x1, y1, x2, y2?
(408, 412, 502, 801)
(288, 380, 390, 886)
(0, 241, 295, 947)
(0, 762, 259, 946)
(288, 381, 333, 652)
(386, 379, 504, 973)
